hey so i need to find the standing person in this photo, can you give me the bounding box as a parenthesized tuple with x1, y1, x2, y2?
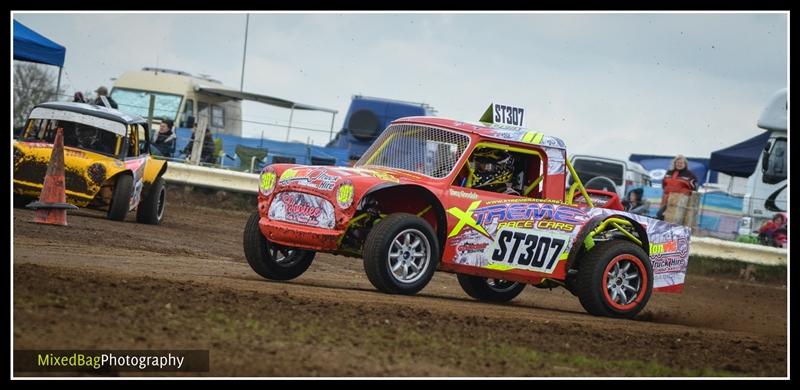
(73, 92, 87, 103)
(152, 119, 177, 157)
(182, 126, 217, 164)
(656, 154, 698, 220)
(93, 86, 118, 109)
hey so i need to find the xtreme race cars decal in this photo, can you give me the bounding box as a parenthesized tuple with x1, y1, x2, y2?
(447, 198, 690, 289)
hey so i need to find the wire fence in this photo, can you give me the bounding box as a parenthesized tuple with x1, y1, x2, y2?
(636, 187, 787, 243)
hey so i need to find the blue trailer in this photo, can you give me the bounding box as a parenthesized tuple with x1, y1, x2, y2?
(327, 95, 437, 160)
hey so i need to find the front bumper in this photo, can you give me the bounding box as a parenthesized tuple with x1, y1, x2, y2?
(258, 218, 344, 252)
(14, 179, 94, 207)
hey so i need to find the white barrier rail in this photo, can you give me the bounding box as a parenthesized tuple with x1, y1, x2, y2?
(162, 162, 788, 266)
(691, 236, 787, 266)
(163, 161, 259, 194)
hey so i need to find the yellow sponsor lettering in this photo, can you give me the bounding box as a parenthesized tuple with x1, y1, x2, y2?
(497, 220, 534, 229)
(535, 220, 575, 232)
(650, 243, 664, 255)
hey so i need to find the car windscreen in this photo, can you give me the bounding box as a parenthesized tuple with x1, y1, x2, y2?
(570, 159, 625, 186)
(356, 124, 470, 178)
(24, 118, 120, 157)
(112, 88, 183, 122)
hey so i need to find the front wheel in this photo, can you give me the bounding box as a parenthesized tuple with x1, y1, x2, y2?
(363, 213, 439, 295)
(107, 174, 133, 221)
(136, 177, 166, 224)
(457, 274, 526, 303)
(243, 212, 315, 280)
(575, 240, 653, 319)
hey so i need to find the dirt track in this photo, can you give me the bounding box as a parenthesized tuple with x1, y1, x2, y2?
(12, 192, 788, 377)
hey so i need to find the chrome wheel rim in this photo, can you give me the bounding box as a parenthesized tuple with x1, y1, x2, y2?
(486, 279, 519, 293)
(605, 259, 641, 306)
(156, 187, 166, 220)
(268, 243, 300, 267)
(387, 229, 431, 284)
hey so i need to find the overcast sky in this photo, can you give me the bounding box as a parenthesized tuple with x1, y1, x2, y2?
(12, 12, 787, 161)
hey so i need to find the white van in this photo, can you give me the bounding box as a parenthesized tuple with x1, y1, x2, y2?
(567, 155, 651, 199)
(111, 67, 242, 136)
(625, 161, 653, 189)
(738, 88, 787, 235)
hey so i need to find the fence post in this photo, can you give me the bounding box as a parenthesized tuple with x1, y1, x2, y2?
(146, 95, 156, 140)
(190, 116, 209, 165)
(329, 112, 336, 143)
(285, 104, 296, 141)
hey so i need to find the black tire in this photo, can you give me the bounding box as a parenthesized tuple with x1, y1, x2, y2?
(575, 240, 653, 319)
(107, 174, 133, 221)
(136, 177, 166, 224)
(457, 274, 526, 303)
(564, 270, 579, 296)
(243, 212, 315, 281)
(363, 213, 439, 295)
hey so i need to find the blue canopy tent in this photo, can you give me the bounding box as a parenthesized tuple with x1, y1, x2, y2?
(13, 20, 66, 99)
(709, 131, 771, 178)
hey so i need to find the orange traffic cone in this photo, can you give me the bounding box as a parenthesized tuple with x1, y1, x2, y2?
(26, 127, 78, 225)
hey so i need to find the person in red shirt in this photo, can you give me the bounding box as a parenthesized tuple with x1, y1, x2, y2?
(758, 213, 787, 247)
(656, 154, 697, 220)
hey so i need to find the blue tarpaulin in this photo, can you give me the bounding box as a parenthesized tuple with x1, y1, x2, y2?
(13, 20, 65, 67)
(170, 128, 350, 169)
(709, 131, 771, 178)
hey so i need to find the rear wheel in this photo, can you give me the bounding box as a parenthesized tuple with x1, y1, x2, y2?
(457, 274, 526, 303)
(363, 213, 439, 295)
(243, 212, 315, 280)
(107, 174, 133, 221)
(575, 240, 652, 319)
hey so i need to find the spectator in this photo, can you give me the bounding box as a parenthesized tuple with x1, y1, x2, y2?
(93, 86, 118, 109)
(152, 119, 177, 157)
(182, 126, 216, 164)
(73, 92, 87, 103)
(656, 154, 698, 220)
(758, 213, 787, 247)
(623, 188, 649, 216)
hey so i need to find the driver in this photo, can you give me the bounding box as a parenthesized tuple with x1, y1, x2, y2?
(470, 149, 520, 195)
(75, 126, 100, 150)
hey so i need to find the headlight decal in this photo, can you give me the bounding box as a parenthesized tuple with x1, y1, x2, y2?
(260, 168, 277, 195)
(336, 180, 354, 209)
(87, 163, 107, 185)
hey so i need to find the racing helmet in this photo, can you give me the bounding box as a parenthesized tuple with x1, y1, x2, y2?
(471, 149, 515, 189)
(75, 125, 99, 147)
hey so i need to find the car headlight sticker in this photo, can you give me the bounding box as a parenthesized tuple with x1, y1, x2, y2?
(336, 181, 354, 209)
(260, 168, 277, 196)
(88, 163, 107, 185)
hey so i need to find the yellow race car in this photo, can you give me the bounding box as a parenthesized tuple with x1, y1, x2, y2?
(13, 102, 168, 224)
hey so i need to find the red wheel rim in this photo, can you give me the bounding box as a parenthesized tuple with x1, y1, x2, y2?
(602, 253, 648, 311)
